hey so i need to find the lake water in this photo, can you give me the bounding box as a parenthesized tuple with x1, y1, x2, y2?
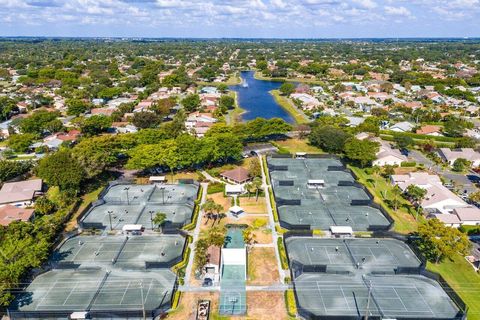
(229, 71, 294, 123)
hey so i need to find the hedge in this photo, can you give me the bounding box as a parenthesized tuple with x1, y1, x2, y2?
(262, 156, 271, 185)
(381, 130, 459, 143)
(172, 235, 193, 285)
(182, 185, 203, 231)
(285, 289, 298, 317)
(171, 290, 181, 310)
(268, 188, 279, 223)
(401, 161, 417, 167)
(277, 237, 289, 270)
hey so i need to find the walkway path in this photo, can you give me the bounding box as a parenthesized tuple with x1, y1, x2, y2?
(178, 284, 291, 292)
(259, 155, 288, 283)
(202, 171, 229, 185)
(184, 182, 208, 286)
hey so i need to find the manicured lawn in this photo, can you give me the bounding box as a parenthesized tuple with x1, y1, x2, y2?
(350, 166, 418, 234)
(226, 90, 245, 124)
(65, 186, 104, 231)
(427, 255, 480, 320)
(273, 138, 324, 155)
(270, 89, 309, 124)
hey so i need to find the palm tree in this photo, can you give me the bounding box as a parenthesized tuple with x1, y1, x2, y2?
(252, 177, 263, 201)
(152, 212, 167, 231)
(245, 182, 254, 199)
(391, 185, 402, 211)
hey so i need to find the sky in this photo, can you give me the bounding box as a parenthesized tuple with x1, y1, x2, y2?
(0, 0, 479, 38)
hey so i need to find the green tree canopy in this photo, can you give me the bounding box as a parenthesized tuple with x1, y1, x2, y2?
(36, 149, 85, 191)
(343, 138, 379, 167)
(309, 125, 351, 153)
(415, 219, 471, 263)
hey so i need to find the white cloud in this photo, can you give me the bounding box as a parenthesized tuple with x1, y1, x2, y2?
(385, 5, 411, 16)
(352, 0, 377, 9)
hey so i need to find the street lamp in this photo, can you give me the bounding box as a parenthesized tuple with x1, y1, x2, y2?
(160, 186, 165, 204)
(149, 210, 154, 230)
(124, 187, 130, 205)
(107, 210, 113, 230)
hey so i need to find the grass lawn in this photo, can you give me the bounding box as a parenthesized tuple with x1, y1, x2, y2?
(350, 166, 418, 234)
(195, 74, 241, 87)
(254, 70, 323, 85)
(270, 89, 309, 124)
(427, 255, 480, 320)
(65, 186, 104, 231)
(226, 90, 245, 125)
(247, 247, 279, 285)
(273, 138, 324, 155)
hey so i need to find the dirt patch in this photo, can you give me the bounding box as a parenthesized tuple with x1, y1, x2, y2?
(239, 197, 267, 214)
(251, 228, 272, 244)
(394, 167, 417, 175)
(247, 247, 279, 285)
(207, 192, 233, 212)
(165, 292, 219, 320)
(246, 291, 288, 320)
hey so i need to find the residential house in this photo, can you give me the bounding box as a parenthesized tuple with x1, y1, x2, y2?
(389, 121, 414, 133)
(290, 93, 321, 110)
(372, 139, 407, 167)
(391, 172, 467, 214)
(438, 148, 480, 167)
(416, 125, 443, 136)
(0, 205, 35, 226)
(0, 179, 43, 207)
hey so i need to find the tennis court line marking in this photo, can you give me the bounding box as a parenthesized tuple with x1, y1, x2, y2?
(392, 287, 408, 312)
(119, 281, 130, 305)
(340, 287, 352, 311)
(315, 282, 328, 313)
(144, 279, 154, 302)
(35, 279, 58, 310)
(62, 282, 78, 306)
(414, 286, 435, 316)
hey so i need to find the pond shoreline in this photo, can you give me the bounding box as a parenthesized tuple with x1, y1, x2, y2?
(229, 71, 294, 124)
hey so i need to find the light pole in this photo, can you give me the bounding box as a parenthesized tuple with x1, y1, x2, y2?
(365, 280, 372, 320)
(149, 210, 154, 230)
(160, 186, 165, 204)
(140, 281, 145, 320)
(124, 187, 130, 205)
(108, 210, 113, 230)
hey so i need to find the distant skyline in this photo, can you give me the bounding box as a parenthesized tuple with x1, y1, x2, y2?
(0, 0, 479, 38)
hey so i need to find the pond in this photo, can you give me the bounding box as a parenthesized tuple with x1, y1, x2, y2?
(229, 70, 294, 123)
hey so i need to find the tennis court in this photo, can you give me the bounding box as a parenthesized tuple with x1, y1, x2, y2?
(13, 268, 177, 313)
(53, 235, 185, 268)
(81, 204, 144, 230)
(219, 265, 247, 315)
(286, 237, 421, 273)
(267, 157, 391, 231)
(147, 184, 199, 204)
(103, 184, 155, 204)
(294, 273, 460, 319)
(80, 183, 199, 230)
